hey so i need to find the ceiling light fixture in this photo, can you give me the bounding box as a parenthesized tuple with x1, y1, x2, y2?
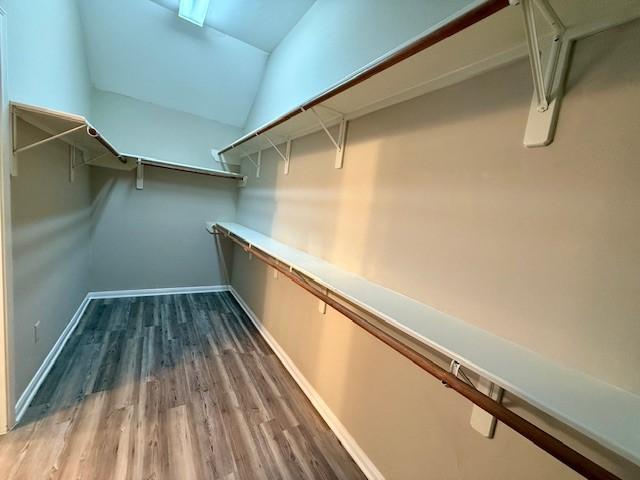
(178, 0, 211, 27)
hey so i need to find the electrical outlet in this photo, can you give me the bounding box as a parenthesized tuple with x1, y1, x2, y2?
(34, 321, 40, 343)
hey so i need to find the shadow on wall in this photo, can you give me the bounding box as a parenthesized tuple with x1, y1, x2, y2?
(356, 24, 640, 392)
(10, 119, 95, 400)
(228, 19, 640, 479)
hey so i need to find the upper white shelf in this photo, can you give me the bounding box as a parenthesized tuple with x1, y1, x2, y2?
(216, 221, 640, 466)
(12, 103, 243, 181)
(219, 0, 640, 160)
(12, 102, 130, 171)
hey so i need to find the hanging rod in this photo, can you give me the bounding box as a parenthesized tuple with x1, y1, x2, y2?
(86, 126, 127, 164)
(214, 223, 621, 480)
(130, 156, 244, 190)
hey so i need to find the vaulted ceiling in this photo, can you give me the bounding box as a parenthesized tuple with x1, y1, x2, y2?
(78, 0, 316, 128)
(149, 0, 316, 52)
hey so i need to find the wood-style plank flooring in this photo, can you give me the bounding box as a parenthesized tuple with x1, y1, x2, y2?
(0, 292, 366, 480)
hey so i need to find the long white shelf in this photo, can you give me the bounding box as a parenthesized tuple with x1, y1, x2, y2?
(217, 221, 640, 466)
(219, 0, 640, 161)
(12, 102, 130, 171)
(12, 103, 243, 182)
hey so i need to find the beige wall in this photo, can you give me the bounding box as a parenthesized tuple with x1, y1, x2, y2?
(10, 120, 93, 400)
(232, 19, 640, 480)
(89, 166, 236, 292)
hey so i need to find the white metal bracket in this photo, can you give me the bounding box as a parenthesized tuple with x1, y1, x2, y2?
(241, 147, 261, 178)
(69, 148, 103, 182)
(12, 122, 84, 156)
(238, 175, 248, 188)
(69, 145, 76, 183)
(284, 139, 291, 175)
(212, 148, 243, 169)
(308, 107, 348, 169)
(450, 360, 504, 438)
(136, 159, 144, 190)
(469, 377, 504, 438)
(520, 0, 571, 147)
(11, 111, 86, 177)
(11, 110, 18, 177)
(318, 288, 328, 314)
(265, 135, 291, 175)
(211, 148, 223, 164)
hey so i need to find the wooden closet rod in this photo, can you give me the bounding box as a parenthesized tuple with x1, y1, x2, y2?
(215, 225, 621, 480)
(140, 161, 238, 179)
(220, 0, 510, 154)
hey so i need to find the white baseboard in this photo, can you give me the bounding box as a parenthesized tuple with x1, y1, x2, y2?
(14, 284, 229, 423)
(228, 286, 385, 480)
(14, 292, 93, 422)
(89, 284, 229, 299)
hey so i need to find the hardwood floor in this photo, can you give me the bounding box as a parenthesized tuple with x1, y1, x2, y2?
(0, 292, 366, 480)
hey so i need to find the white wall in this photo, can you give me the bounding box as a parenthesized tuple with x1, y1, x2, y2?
(89, 166, 237, 292)
(91, 89, 242, 170)
(78, 0, 268, 128)
(2, 0, 94, 413)
(4, 0, 91, 116)
(243, 0, 472, 131)
(11, 120, 93, 401)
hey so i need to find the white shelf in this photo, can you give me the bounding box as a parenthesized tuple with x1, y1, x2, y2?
(12, 103, 244, 182)
(219, 0, 640, 161)
(217, 221, 640, 465)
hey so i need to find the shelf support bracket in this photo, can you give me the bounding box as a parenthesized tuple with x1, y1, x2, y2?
(13, 123, 85, 155)
(69, 149, 101, 182)
(11, 110, 18, 177)
(241, 147, 261, 178)
(136, 159, 144, 190)
(318, 288, 328, 314)
(11, 112, 85, 177)
(212, 148, 237, 168)
(308, 107, 348, 169)
(450, 360, 504, 438)
(256, 150, 261, 178)
(265, 135, 291, 175)
(519, 0, 571, 147)
(69, 145, 76, 183)
(469, 377, 504, 439)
